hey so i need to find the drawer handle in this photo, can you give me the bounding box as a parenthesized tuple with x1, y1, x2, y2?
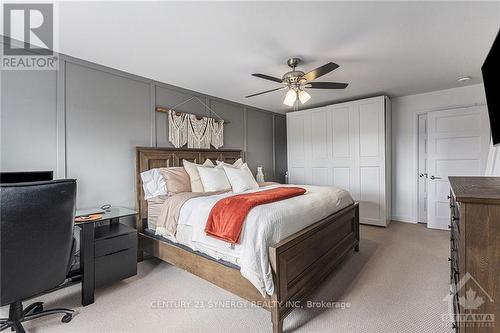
(104, 248, 129, 257)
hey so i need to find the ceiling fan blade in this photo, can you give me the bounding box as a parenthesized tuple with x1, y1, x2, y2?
(251, 73, 283, 83)
(245, 86, 286, 98)
(306, 82, 348, 89)
(303, 62, 339, 81)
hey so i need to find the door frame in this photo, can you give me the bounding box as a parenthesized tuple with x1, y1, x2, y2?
(412, 103, 486, 225)
(417, 113, 428, 224)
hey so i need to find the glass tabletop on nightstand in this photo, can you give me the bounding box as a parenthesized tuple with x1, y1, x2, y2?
(75, 207, 137, 224)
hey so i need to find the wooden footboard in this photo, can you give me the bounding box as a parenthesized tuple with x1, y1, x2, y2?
(269, 203, 359, 332)
(138, 203, 359, 333)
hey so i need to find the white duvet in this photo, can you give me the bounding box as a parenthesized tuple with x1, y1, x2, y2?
(162, 184, 353, 296)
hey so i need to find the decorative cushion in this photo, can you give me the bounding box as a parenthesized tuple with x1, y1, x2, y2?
(197, 165, 231, 192)
(183, 159, 215, 192)
(140, 168, 168, 200)
(159, 167, 191, 195)
(222, 163, 259, 193)
(216, 158, 244, 168)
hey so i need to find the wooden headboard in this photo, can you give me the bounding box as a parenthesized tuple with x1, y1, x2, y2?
(135, 147, 243, 232)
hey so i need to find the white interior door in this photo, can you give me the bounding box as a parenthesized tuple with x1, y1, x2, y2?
(427, 106, 490, 230)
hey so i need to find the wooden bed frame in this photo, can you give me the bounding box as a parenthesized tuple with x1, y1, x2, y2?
(135, 147, 360, 333)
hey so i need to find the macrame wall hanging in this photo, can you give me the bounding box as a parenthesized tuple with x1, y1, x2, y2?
(156, 96, 227, 149)
(188, 114, 211, 149)
(210, 119, 224, 149)
(167, 110, 188, 148)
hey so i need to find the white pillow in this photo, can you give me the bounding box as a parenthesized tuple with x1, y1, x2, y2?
(223, 163, 259, 193)
(183, 159, 215, 192)
(216, 158, 244, 168)
(197, 165, 231, 192)
(140, 168, 168, 200)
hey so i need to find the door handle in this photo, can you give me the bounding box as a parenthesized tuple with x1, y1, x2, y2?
(419, 173, 428, 178)
(430, 175, 442, 180)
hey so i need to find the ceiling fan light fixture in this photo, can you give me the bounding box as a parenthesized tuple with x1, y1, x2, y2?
(298, 90, 311, 104)
(283, 89, 297, 106)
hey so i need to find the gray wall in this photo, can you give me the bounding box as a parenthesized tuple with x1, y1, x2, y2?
(1, 41, 286, 209)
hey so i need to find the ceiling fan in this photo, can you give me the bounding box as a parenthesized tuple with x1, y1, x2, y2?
(246, 57, 348, 107)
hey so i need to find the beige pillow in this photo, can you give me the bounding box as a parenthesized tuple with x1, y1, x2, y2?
(159, 167, 191, 195)
(183, 159, 215, 192)
(216, 158, 244, 168)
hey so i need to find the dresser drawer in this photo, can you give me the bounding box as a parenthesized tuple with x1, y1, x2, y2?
(94, 223, 137, 258)
(450, 247, 460, 275)
(452, 292, 460, 333)
(95, 232, 136, 257)
(451, 225, 460, 251)
(449, 193, 460, 232)
(451, 213, 460, 233)
(95, 247, 137, 287)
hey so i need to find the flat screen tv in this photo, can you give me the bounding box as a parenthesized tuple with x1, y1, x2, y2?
(0, 171, 53, 183)
(482, 30, 500, 146)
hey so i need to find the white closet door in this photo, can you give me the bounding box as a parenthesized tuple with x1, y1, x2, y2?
(356, 99, 386, 226)
(330, 104, 356, 195)
(427, 106, 490, 230)
(310, 107, 330, 185)
(286, 96, 389, 226)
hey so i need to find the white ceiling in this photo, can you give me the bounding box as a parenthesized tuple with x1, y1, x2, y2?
(26, 2, 500, 112)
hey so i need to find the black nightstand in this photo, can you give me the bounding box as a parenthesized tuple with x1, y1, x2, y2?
(94, 222, 137, 287)
(75, 207, 138, 306)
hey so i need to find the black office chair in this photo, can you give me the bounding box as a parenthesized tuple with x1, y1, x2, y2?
(1, 180, 77, 332)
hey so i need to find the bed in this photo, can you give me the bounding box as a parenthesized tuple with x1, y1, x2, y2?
(135, 147, 360, 333)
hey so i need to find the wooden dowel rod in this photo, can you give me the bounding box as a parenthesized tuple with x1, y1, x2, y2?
(155, 107, 169, 113)
(155, 106, 230, 124)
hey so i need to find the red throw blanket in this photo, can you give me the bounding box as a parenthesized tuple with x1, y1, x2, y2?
(205, 187, 306, 244)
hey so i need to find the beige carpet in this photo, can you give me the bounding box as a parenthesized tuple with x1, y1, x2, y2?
(1, 222, 453, 333)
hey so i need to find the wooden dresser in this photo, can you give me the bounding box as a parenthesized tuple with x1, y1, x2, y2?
(449, 176, 500, 332)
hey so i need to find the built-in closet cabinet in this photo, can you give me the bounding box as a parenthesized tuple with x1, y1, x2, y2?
(286, 96, 391, 226)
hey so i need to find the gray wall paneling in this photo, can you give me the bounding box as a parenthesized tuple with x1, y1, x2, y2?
(247, 108, 275, 181)
(1, 38, 288, 209)
(1, 68, 58, 173)
(65, 62, 151, 208)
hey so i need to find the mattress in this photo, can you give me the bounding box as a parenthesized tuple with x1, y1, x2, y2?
(147, 195, 241, 266)
(143, 228, 239, 270)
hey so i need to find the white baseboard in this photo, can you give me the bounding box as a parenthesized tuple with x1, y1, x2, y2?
(391, 215, 417, 224)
